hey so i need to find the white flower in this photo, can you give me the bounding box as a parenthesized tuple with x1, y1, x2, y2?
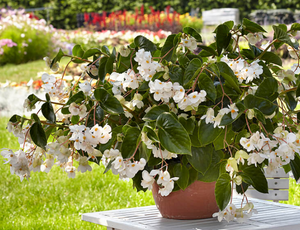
(156, 170, 179, 196)
(77, 156, 92, 173)
(181, 36, 197, 51)
(247, 32, 263, 45)
(201, 108, 215, 124)
(119, 46, 131, 57)
(229, 103, 239, 119)
(141, 170, 155, 190)
(79, 80, 92, 94)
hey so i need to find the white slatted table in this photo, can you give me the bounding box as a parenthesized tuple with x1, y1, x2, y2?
(82, 197, 300, 230)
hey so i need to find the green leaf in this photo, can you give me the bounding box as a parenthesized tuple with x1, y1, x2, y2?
(121, 127, 140, 159)
(216, 62, 241, 93)
(261, 52, 282, 66)
(86, 106, 104, 127)
(9, 114, 22, 123)
(143, 104, 169, 121)
(285, 91, 297, 111)
(242, 18, 267, 33)
(213, 127, 235, 150)
(156, 112, 191, 155)
(41, 102, 56, 123)
(183, 27, 202, 42)
(101, 46, 110, 56)
(187, 145, 213, 174)
(106, 47, 116, 75)
(215, 173, 231, 210)
(198, 121, 222, 146)
(30, 122, 47, 150)
(190, 122, 201, 147)
(198, 73, 217, 102)
(152, 71, 165, 81)
(290, 153, 300, 181)
(207, 63, 220, 77)
(134, 35, 157, 52)
(183, 58, 202, 85)
(66, 91, 85, 105)
(71, 115, 80, 124)
(169, 65, 184, 85)
(72, 45, 85, 63)
(198, 45, 218, 56)
(240, 164, 268, 193)
(273, 25, 294, 49)
(161, 34, 177, 61)
(94, 88, 124, 114)
(142, 126, 159, 142)
(98, 56, 109, 82)
(223, 21, 234, 30)
(244, 94, 277, 115)
(198, 150, 224, 182)
(255, 77, 279, 101)
(173, 163, 189, 190)
(50, 49, 64, 68)
(215, 24, 231, 55)
(290, 23, 300, 32)
(82, 48, 101, 59)
(253, 108, 266, 124)
(178, 117, 195, 135)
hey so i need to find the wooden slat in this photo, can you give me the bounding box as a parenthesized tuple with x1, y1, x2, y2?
(264, 167, 289, 178)
(267, 178, 289, 189)
(245, 189, 289, 201)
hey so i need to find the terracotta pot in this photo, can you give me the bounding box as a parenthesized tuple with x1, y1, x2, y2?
(152, 180, 219, 220)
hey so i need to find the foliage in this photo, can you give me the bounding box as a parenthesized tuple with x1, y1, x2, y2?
(1, 0, 300, 29)
(3, 19, 300, 224)
(0, 9, 59, 65)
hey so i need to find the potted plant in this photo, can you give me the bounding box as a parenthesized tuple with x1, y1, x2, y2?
(2, 18, 300, 222)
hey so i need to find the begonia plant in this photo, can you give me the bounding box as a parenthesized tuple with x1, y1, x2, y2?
(3, 18, 300, 222)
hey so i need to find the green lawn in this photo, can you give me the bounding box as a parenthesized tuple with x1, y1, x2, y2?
(0, 117, 155, 230)
(0, 58, 70, 83)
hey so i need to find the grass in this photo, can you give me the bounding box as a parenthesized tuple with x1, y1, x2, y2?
(0, 58, 70, 83)
(0, 116, 155, 230)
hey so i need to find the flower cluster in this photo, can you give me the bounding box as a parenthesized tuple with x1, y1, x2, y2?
(221, 56, 263, 83)
(0, 38, 17, 55)
(3, 19, 300, 225)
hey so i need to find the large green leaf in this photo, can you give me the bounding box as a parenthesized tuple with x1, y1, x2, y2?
(261, 52, 282, 66)
(169, 65, 184, 85)
(198, 120, 222, 146)
(242, 18, 266, 33)
(105, 47, 116, 75)
(213, 126, 235, 150)
(94, 88, 124, 114)
(183, 58, 202, 85)
(183, 27, 202, 42)
(216, 62, 241, 93)
(41, 102, 56, 123)
(72, 44, 85, 63)
(198, 150, 224, 182)
(82, 48, 101, 59)
(178, 117, 195, 135)
(239, 164, 268, 193)
(98, 56, 109, 82)
(215, 173, 231, 211)
(255, 77, 279, 101)
(173, 163, 189, 190)
(143, 104, 169, 122)
(190, 122, 201, 147)
(290, 153, 300, 181)
(285, 91, 297, 111)
(187, 145, 213, 175)
(198, 73, 217, 102)
(30, 122, 47, 150)
(215, 24, 231, 55)
(273, 25, 295, 49)
(134, 35, 157, 52)
(161, 34, 177, 61)
(156, 112, 191, 155)
(50, 49, 64, 68)
(198, 45, 218, 56)
(244, 94, 277, 115)
(121, 127, 140, 159)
